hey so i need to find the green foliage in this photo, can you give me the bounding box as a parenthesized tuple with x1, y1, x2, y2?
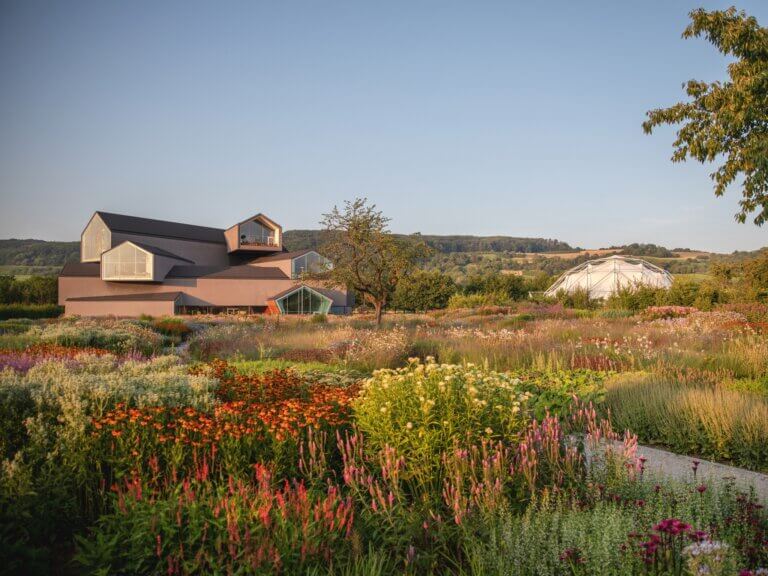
(33, 318, 165, 355)
(354, 360, 530, 488)
(148, 317, 192, 339)
(463, 478, 758, 576)
(0, 239, 78, 267)
(284, 229, 574, 254)
(391, 271, 457, 311)
(0, 275, 58, 305)
(644, 7, 768, 225)
(463, 273, 527, 301)
(0, 356, 217, 574)
(318, 198, 428, 324)
(555, 287, 596, 310)
(0, 304, 62, 320)
(605, 372, 768, 471)
(605, 284, 663, 312)
(616, 243, 675, 258)
(447, 291, 512, 309)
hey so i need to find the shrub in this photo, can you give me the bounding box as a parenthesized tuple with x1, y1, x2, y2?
(606, 284, 664, 312)
(391, 271, 457, 311)
(187, 322, 267, 360)
(31, 318, 163, 355)
(556, 287, 597, 310)
(310, 312, 328, 324)
(0, 275, 58, 305)
(447, 291, 512, 309)
(150, 317, 192, 339)
(354, 359, 531, 490)
(0, 304, 63, 320)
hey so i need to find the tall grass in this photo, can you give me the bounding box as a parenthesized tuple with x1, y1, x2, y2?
(605, 373, 768, 471)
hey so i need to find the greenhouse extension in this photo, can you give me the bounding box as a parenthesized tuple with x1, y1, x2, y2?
(544, 255, 673, 300)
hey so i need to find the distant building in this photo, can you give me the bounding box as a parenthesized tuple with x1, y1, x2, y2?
(544, 255, 673, 300)
(59, 211, 351, 316)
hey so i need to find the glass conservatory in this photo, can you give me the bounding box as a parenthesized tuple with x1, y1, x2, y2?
(274, 286, 332, 315)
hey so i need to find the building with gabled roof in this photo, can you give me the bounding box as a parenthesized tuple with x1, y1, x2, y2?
(59, 211, 351, 317)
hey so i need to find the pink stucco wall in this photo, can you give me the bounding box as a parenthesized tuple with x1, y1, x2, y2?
(64, 299, 176, 317)
(59, 276, 350, 311)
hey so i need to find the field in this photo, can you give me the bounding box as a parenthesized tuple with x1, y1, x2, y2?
(1, 307, 767, 575)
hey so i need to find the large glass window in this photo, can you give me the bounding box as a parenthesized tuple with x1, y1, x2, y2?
(102, 243, 152, 280)
(239, 219, 276, 247)
(277, 287, 331, 314)
(81, 216, 111, 262)
(291, 252, 331, 278)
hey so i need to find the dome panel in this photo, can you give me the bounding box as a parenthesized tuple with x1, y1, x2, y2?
(544, 255, 673, 299)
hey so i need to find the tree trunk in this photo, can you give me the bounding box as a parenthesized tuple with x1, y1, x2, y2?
(374, 301, 383, 327)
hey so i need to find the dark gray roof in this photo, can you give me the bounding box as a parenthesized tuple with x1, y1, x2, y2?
(96, 212, 226, 244)
(268, 284, 335, 301)
(250, 249, 313, 263)
(126, 241, 195, 264)
(66, 291, 183, 302)
(166, 265, 289, 280)
(60, 262, 100, 277)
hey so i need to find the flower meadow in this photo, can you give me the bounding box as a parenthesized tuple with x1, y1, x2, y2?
(1, 312, 767, 575)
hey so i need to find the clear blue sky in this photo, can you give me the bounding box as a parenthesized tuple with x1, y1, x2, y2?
(1, 0, 766, 252)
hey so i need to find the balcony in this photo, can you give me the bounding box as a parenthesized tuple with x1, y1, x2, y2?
(239, 235, 278, 248)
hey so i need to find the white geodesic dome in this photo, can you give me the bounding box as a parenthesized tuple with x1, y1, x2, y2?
(544, 255, 673, 300)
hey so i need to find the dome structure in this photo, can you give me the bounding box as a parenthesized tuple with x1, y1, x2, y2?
(544, 255, 673, 300)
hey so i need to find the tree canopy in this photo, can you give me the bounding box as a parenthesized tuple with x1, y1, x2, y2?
(317, 198, 427, 325)
(643, 7, 768, 224)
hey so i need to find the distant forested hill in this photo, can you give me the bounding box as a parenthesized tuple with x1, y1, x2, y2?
(0, 239, 79, 267)
(283, 230, 574, 253)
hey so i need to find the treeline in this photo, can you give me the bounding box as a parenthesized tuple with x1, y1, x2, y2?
(0, 275, 58, 305)
(613, 243, 675, 258)
(283, 230, 574, 254)
(389, 271, 549, 312)
(0, 239, 79, 267)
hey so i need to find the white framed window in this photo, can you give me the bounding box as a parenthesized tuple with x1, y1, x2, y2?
(102, 243, 152, 280)
(81, 216, 111, 262)
(291, 252, 331, 279)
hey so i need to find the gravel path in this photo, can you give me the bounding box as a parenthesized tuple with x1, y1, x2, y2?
(593, 440, 768, 502)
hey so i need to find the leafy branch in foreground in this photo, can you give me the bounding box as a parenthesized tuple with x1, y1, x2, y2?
(643, 7, 768, 224)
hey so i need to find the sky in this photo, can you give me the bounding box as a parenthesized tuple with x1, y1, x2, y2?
(1, 0, 766, 253)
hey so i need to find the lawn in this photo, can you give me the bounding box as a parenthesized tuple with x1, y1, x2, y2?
(1, 308, 767, 575)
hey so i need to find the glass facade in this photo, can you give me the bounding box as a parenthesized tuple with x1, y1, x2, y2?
(291, 252, 331, 278)
(239, 219, 276, 247)
(276, 286, 332, 314)
(81, 216, 111, 262)
(102, 243, 152, 280)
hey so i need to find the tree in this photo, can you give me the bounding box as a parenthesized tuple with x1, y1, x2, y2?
(318, 198, 427, 325)
(740, 250, 768, 300)
(390, 271, 457, 311)
(463, 273, 527, 300)
(643, 7, 768, 224)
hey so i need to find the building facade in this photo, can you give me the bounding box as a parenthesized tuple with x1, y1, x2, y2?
(59, 211, 351, 317)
